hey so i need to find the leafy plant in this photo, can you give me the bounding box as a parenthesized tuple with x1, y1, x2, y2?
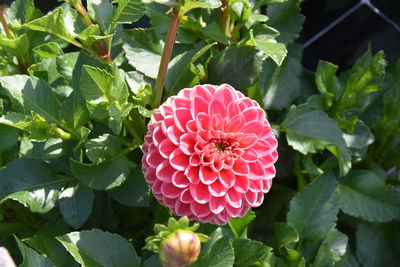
(0, 0, 399, 266)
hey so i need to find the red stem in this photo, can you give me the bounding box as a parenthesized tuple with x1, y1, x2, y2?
(154, 7, 181, 107)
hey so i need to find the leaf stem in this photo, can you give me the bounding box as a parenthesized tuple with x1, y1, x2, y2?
(294, 153, 305, 191)
(73, 1, 112, 64)
(154, 7, 181, 107)
(0, 5, 29, 74)
(0, 5, 15, 39)
(220, 0, 232, 39)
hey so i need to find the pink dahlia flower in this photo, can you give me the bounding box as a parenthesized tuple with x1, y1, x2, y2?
(141, 84, 278, 225)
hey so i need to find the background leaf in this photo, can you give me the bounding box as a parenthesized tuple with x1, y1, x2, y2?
(287, 172, 339, 240)
(338, 170, 400, 222)
(57, 229, 140, 267)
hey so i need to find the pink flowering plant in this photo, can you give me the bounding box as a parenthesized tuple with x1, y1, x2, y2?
(0, 0, 399, 266)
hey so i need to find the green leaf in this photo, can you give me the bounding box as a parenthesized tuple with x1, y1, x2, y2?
(58, 184, 94, 229)
(0, 75, 63, 127)
(282, 104, 351, 176)
(70, 156, 130, 190)
(57, 229, 140, 267)
(164, 49, 200, 97)
(190, 237, 234, 267)
(228, 210, 256, 238)
(60, 90, 90, 131)
(123, 29, 162, 79)
(20, 138, 64, 160)
(208, 46, 264, 91)
(108, 168, 149, 207)
(15, 236, 54, 267)
(273, 222, 299, 248)
(259, 51, 301, 110)
(337, 170, 400, 222)
(0, 158, 57, 201)
(87, 0, 114, 33)
(85, 134, 122, 164)
(184, 0, 222, 11)
(267, 0, 305, 44)
(80, 65, 113, 102)
(23, 7, 83, 48)
(0, 112, 51, 141)
(5, 0, 42, 24)
(33, 42, 64, 59)
(0, 124, 19, 154)
(5, 185, 60, 214)
(315, 60, 341, 107)
(254, 40, 287, 66)
(143, 254, 162, 267)
(287, 172, 339, 240)
(23, 221, 77, 267)
(113, 0, 146, 24)
(201, 22, 229, 44)
(356, 223, 400, 267)
(0, 33, 30, 59)
(231, 238, 271, 267)
(311, 229, 348, 267)
(338, 49, 386, 112)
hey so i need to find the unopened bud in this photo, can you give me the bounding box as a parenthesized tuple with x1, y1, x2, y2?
(159, 230, 201, 267)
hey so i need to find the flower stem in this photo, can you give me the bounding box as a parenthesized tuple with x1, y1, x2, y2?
(220, 0, 232, 39)
(154, 7, 181, 107)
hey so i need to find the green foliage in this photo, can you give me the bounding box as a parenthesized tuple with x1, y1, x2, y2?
(0, 0, 398, 266)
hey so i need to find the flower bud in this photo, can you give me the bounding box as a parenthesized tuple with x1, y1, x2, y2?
(159, 230, 201, 267)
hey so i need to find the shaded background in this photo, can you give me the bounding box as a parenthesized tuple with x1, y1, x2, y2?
(1, 0, 399, 70)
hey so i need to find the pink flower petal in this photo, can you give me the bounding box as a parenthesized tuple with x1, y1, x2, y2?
(215, 85, 236, 107)
(185, 165, 200, 184)
(262, 178, 272, 193)
(190, 183, 211, 204)
(248, 160, 265, 179)
(227, 101, 240, 119)
(180, 189, 193, 204)
(208, 179, 228, 197)
(180, 133, 196, 155)
(242, 149, 258, 163)
(172, 96, 191, 110)
(232, 158, 250, 175)
(146, 149, 164, 168)
(170, 148, 189, 171)
(158, 139, 177, 158)
(156, 161, 174, 182)
(225, 204, 242, 217)
(238, 134, 258, 148)
(209, 197, 226, 214)
(249, 178, 263, 192)
(161, 183, 181, 198)
(208, 99, 227, 119)
(196, 113, 211, 131)
(174, 108, 192, 132)
(189, 154, 200, 166)
(234, 176, 249, 193)
(242, 121, 264, 136)
(191, 96, 209, 118)
(175, 201, 192, 216)
(190, 202, 210, 217)
(199, 166, 218, 184)
(152, 126, 165, 147)
(190, 85, 213, 102)
(219, 168, 235, 188)
(172, 171, 190, 188)
(226, 114, 244, 132)
(226, 188, 242, 208)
